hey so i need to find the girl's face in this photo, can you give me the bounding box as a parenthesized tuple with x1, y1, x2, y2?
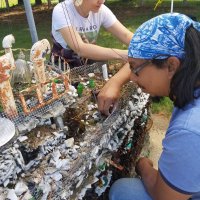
(128, 57, 171, 97)
(85, 0, 105, 12)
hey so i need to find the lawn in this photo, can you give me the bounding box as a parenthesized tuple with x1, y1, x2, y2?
(0, 0, 199, 116)
(1, 0, 200, 50)
(0, 0, 60, 7)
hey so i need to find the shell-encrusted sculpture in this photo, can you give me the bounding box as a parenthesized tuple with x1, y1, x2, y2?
(2, 34, 15, 69)
(0, 74, 150, 200)
(30, 39, 51, 93)
(0, 53, 18, 117)
(11, 51, 31, 86)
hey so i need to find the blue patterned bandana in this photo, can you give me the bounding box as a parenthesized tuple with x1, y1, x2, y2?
(128, 13, 200, 59)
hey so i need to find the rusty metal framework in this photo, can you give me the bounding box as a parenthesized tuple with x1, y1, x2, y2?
(0, 53, 104, 129)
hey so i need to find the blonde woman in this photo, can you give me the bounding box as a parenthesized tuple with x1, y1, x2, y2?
(51, 0, 133, 67)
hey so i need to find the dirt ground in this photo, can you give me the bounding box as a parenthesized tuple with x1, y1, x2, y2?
(148, 113, 170, 169)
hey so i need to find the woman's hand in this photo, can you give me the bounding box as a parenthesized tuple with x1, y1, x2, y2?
(97, 63, 132, 115)
(97, 78, 122, 116)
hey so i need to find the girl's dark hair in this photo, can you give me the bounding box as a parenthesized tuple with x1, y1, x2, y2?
(152, 26, 200, 108)
(170, 26, 200, 108)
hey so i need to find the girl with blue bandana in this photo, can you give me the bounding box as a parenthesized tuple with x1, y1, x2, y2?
(98, 13, 200, 200)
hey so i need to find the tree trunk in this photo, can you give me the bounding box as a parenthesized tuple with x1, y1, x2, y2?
(5, 0, 9, 8)
(18, 0, 23, 5)
(47, 0, 51, 9)
(183, 0, 188, 5)
(35, 0, 42, 5)
(140, 0, 144, 6)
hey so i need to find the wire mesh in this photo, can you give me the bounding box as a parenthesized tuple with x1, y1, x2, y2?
(0, 62, 106, 128)
(0, 60, 150, 200)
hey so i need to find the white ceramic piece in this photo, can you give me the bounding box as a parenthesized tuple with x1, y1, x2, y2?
(0, 118, 15, 147)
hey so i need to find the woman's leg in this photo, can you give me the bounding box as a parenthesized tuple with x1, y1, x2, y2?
(109, 178, 152, 200)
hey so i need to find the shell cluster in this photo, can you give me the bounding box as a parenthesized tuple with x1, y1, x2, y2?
(0, 78, 149, 200)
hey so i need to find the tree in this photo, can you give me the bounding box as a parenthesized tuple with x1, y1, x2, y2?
(4, 0, 9, 8)
(18, 0, 23, 5)
(47, 0, 51, 9)
(35, 0, 42, 5)
(183, 0, 188, 5)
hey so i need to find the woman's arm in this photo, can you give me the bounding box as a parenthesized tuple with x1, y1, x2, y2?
(136, 157, 192, 200)
(106, 20, 133, 45)
(98, 63, 131, 115)
(59, 27, 128, 61)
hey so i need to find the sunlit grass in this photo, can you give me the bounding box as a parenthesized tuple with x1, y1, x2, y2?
(0, 0, 59, 7)
(151, 97, 174, 117)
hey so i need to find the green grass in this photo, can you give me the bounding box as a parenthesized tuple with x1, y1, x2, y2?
(0, 0, 59, 7)
(1, 0, 200, 116)
(151, 97, 174, 117)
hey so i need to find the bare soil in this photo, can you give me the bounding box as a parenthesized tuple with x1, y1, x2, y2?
(148, 113, 170, 169)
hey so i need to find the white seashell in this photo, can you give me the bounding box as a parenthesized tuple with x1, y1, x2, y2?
(58, 159, 70, 170)
(129, 101, 136, 111)
(3, 179, 10, 187)
(91, 176, 99, 184)
(0, 188, 7, 200)
(76, 175, 84, 188)
(20, 173, 25, 178)
(128, 118, 135, 127)
(79, 141, 87, 147)
(137, 87, 142, 94)
(50, 172, 62, 181)
(14, 144, 19, 149)
(51, 124, 57, 130)
(74, 145, 80, 149)
(132, 94, 140, 100)
(91, 146, 99, 158)
(88, 73, 95, 77)
(89, 162, 92, 170)
(65, 138, 74, 148)
(75, 170, 81, 177)
(7, 189, 18, 200)
(78, 188, 87, 199)
(14, 181, 28, 196)
(37, 131, 41, 138)
(69, 85, 76, 91)
(20, 190, 33, 200)
(67, 91, 73, 96)
(87, 104, 95, 111)
(18, 136, 28, 142)
(126, 109, 130, 116)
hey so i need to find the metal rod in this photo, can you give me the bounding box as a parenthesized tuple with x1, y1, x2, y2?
(23, 0, 38, 44)
(170, 0, 174, 13)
